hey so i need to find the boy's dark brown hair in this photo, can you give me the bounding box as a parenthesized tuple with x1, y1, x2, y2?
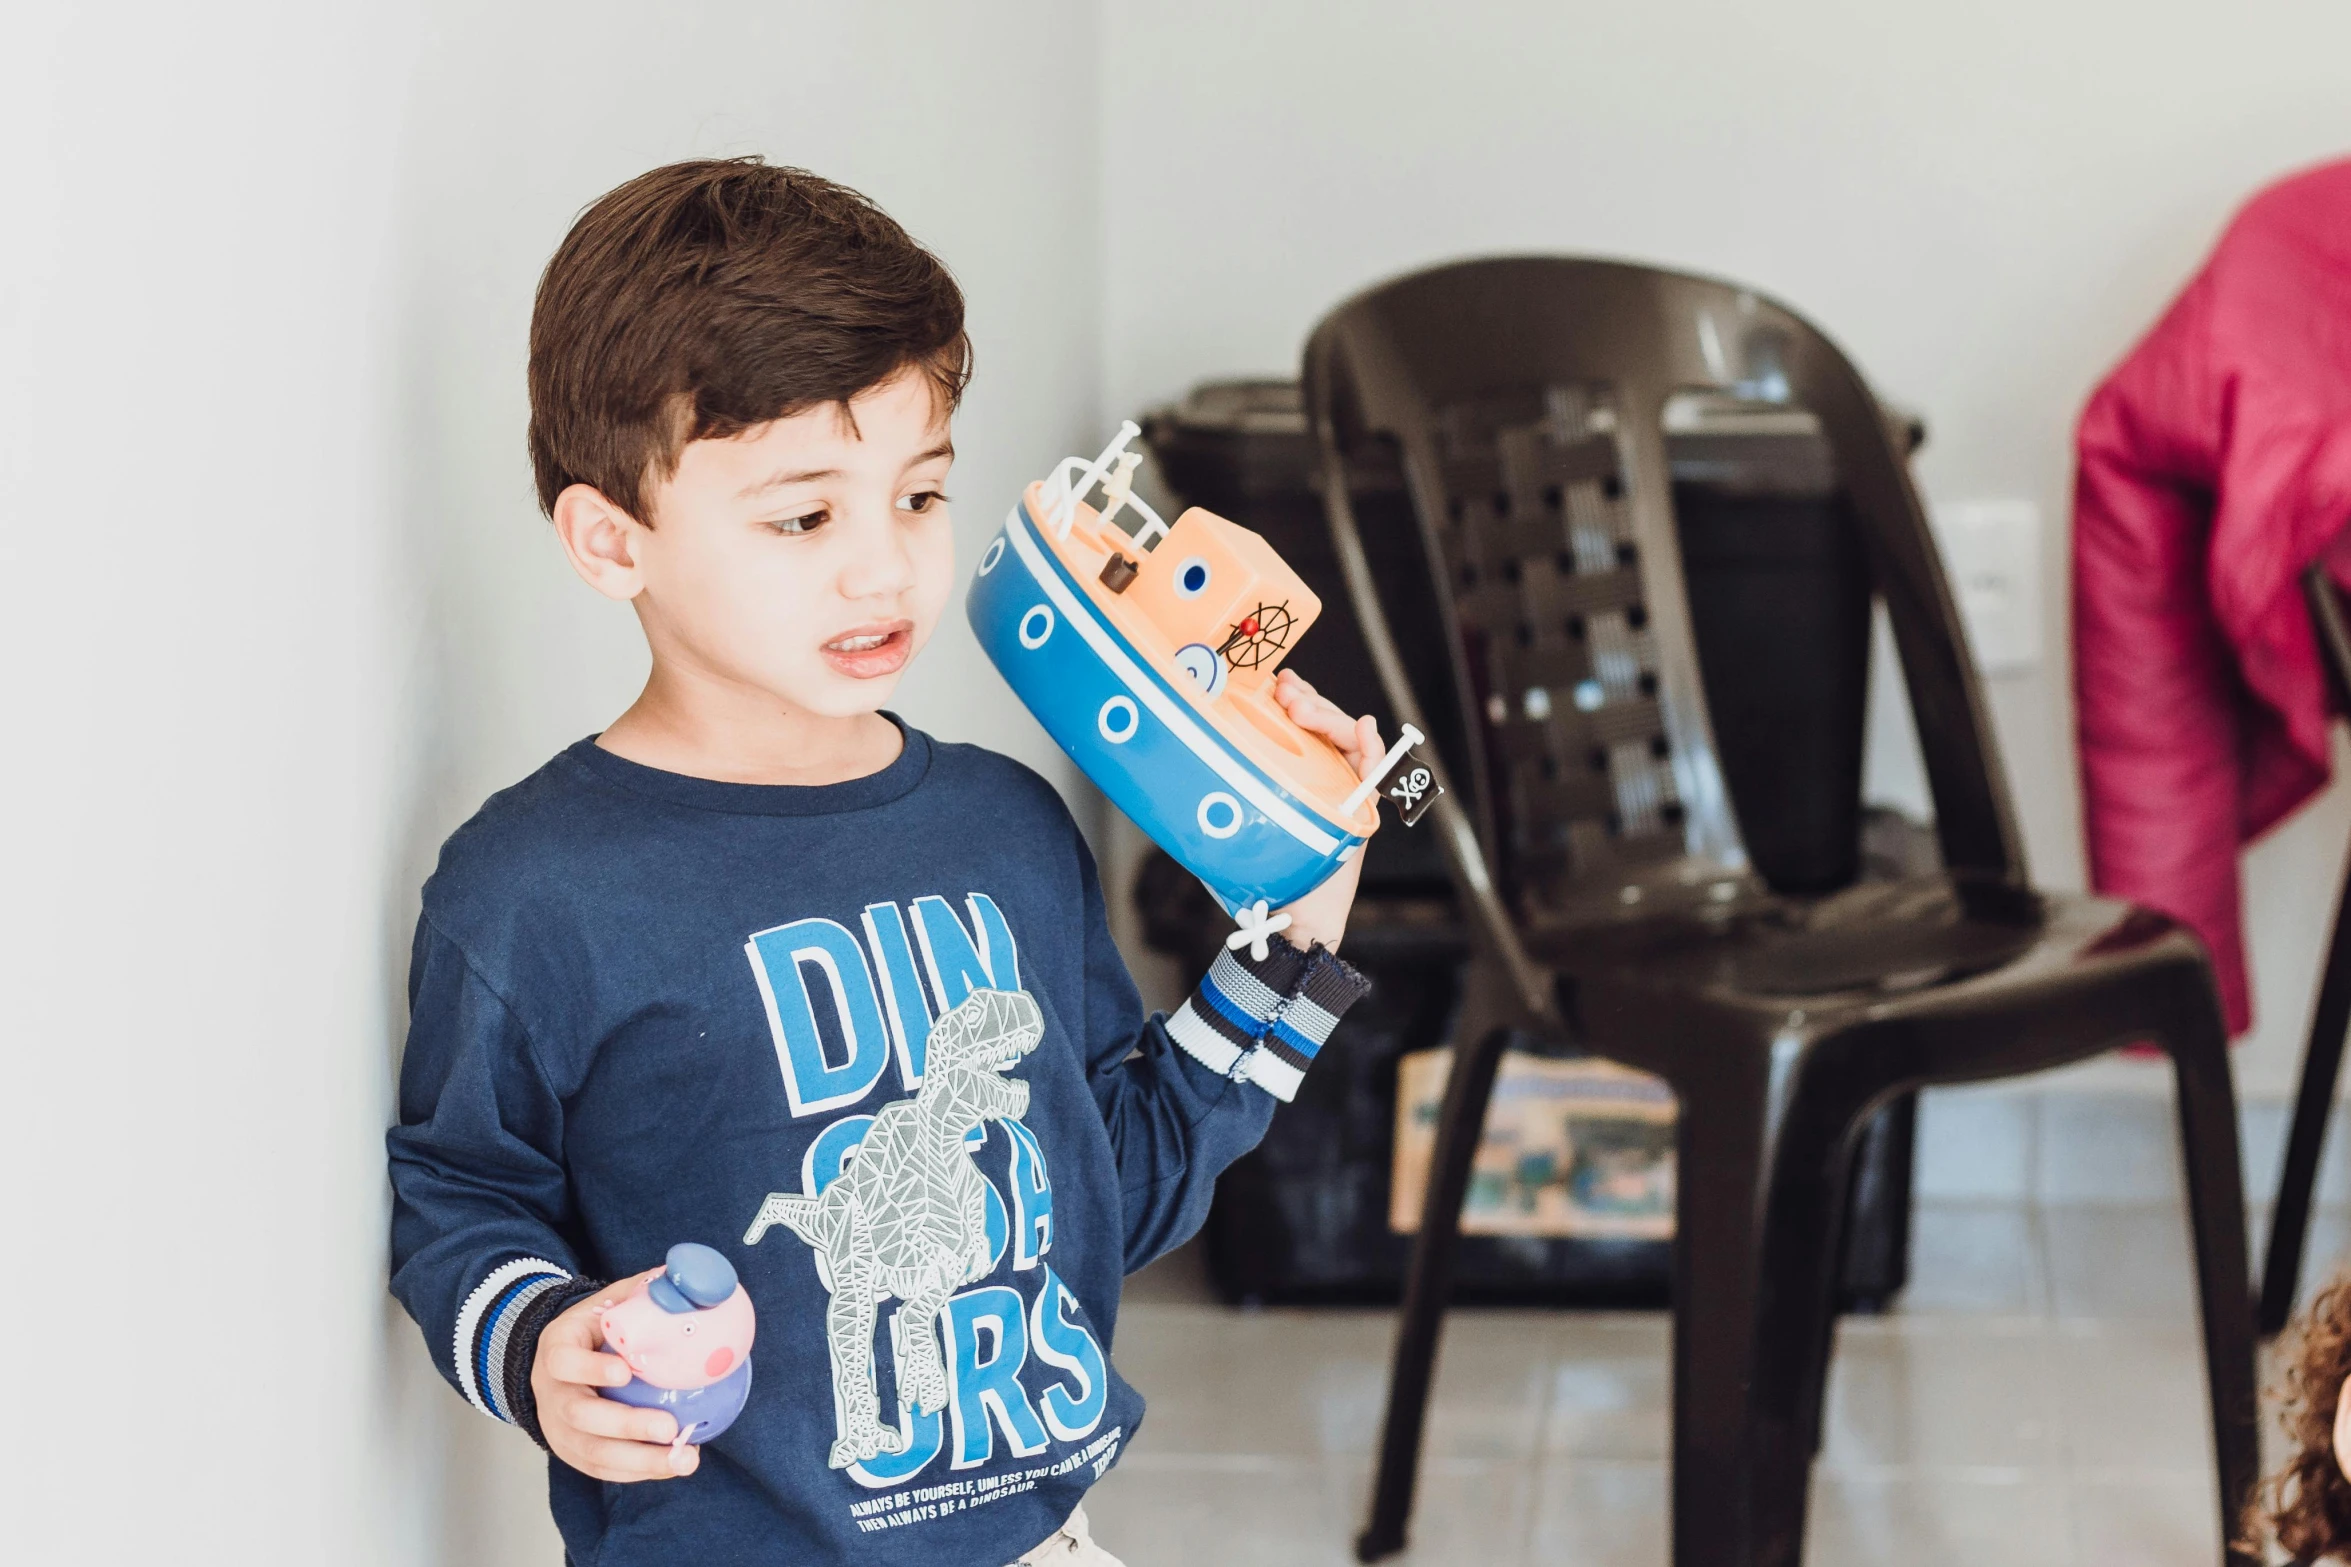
(527, 157, 970, 522)
(2252, 1273, 2351, 1560)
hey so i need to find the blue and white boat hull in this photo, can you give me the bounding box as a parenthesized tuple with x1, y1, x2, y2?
(969, 500, 1365, 915)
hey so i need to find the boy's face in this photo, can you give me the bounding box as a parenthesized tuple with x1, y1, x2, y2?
(609, 369, 957, 721)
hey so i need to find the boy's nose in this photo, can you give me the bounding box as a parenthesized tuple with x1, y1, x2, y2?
(838, 514, 917, 600)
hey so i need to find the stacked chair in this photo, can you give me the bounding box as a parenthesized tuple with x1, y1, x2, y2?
(1301, 257, 2259, 1567)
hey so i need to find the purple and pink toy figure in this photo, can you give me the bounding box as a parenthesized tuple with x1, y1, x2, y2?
(596, 1242, 756, 1447)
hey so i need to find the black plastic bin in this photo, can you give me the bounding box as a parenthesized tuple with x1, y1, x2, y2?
(1137, 379, 1922, 1310)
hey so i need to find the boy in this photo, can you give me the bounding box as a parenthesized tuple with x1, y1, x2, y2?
(388, 158, 1378, 1566)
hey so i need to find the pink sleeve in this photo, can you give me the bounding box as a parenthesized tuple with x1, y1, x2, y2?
(2071, 293, 2253, 1033)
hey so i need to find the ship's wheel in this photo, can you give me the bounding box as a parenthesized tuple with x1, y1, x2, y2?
(1218, 602, 1296, 670)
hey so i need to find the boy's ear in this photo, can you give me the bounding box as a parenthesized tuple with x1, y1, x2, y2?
(551, 483, 647, 602)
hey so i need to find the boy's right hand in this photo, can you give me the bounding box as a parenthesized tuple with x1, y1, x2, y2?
(531, 1267, 702, 1481)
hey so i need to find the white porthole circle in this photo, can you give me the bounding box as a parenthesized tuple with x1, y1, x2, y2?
(1173, 642, 1228, 696)
(1173, 556, 1212, 598)
(1098, 695, 1140, 744)
(1018, 605, 1055, 649)
(978, 537, 1006, 576)
(1197, 791, 1244, 839)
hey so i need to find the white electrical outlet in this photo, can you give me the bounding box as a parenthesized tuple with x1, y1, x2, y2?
(1929, 499, 2043, 675)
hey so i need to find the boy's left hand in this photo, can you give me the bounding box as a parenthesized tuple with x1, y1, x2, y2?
(1270, 669, 1382, 954)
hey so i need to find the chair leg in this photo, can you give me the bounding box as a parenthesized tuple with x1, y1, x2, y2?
(1797, 1094, 1913, 1460)
(1356, 1024, 1512, 1563)
(1745, 1086, 1878, 1567)
(1665, 1046, 1777, 1567)
(2159, 996, 2263, 1567)
(1834, 1092, 1918, 1313)
(2261, 838, 2351, 1334)
(1799, 1145, 1858, 1460)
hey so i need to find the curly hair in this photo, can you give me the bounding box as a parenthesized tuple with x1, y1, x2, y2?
(2254, 1274, 2351, 1561)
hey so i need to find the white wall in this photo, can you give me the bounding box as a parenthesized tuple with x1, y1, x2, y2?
(1097, 0, 2351, 1093)
(2, 8, 426, 1563)
(1, 2, 1096, 1562)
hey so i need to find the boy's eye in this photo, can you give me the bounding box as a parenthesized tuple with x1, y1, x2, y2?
(897, 490, 948, 515)
(767, 509, 828, 536)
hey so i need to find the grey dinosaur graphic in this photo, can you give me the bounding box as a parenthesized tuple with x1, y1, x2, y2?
(744, 986, 1044, 1469)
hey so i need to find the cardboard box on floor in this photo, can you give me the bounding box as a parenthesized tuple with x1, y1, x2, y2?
(1391, 1049, 1676, 1241)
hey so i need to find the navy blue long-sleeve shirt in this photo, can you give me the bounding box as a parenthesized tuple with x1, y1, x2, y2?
(387, 722, 1366, 1565)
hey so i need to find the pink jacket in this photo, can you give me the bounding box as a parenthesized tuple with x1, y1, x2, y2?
(2075, 159, 2351, 1034)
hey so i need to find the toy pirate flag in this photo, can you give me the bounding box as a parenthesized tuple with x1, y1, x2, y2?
(1343, 724, 1445, 828)
(1385, 745, 1444, 825)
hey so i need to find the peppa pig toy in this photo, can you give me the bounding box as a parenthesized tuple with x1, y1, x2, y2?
(596, 1242, 757, 1447)
(968, 422, 1440, 953)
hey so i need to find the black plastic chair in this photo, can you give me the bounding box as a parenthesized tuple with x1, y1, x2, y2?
(2259, 566, 2351, 1336)
(1138, 379, 1924, 1311)
(1302, 258, 2258, 1567)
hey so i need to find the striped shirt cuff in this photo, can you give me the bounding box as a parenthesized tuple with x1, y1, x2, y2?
(501, 1276, 605, 1450)
(453, 1257, 573, 1425)
(1165, 937, 1370, 1102)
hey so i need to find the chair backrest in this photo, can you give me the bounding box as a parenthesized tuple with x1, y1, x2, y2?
(1303, 257, 2021, 934)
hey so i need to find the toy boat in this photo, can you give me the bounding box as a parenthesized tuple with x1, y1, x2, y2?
(969, 423, 1412, 919)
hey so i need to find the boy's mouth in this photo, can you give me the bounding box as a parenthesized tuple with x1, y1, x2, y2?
(820, 619, 915, 679)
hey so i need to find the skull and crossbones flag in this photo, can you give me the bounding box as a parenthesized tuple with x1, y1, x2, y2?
(1384, 745, 1444, 827)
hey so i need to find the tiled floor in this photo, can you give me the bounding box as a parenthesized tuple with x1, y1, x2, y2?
(1083, 1201, 2348, 1566)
